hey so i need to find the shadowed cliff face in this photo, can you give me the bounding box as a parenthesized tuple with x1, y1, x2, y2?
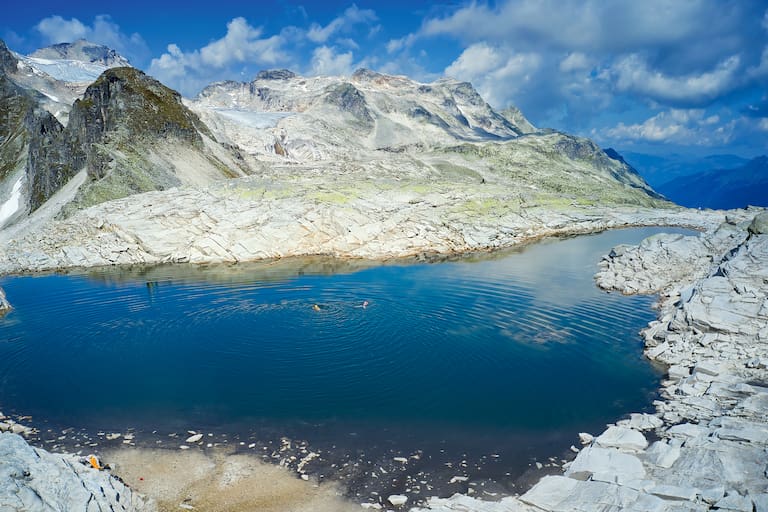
(0, 52, 239, 220)
(0, 39, 17, 75)
(0, 56, 74, 214)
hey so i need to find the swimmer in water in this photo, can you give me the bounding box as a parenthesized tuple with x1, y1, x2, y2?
(313, 304, 321, 311)
(362, 300, 369, 308)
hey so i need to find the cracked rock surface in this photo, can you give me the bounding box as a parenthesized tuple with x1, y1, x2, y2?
(0, 433, 149, 512)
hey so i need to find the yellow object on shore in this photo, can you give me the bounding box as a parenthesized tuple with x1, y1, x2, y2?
(89, 455, 102, 470)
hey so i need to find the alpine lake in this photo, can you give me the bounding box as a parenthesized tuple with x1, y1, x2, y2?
(0, 227, 693, 501)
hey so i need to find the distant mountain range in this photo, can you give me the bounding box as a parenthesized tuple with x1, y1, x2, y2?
(620, 152, 766, 209)
(653, 156, 768, 209)
(621, 152, 750, 188)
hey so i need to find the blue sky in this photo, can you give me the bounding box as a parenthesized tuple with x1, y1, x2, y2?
(3, 1, 768, 159)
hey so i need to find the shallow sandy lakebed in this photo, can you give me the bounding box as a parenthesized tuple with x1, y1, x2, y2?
(104, 446, 360, 512)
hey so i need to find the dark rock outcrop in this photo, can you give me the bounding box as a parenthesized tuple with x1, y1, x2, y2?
(0, 64, 74, 212)
(71, 67, 208, 145)
(254, 69, 296, 81)
(0, 39, 18, 75)
(323, 82, 374, 128)
(26, 107, 76, 210)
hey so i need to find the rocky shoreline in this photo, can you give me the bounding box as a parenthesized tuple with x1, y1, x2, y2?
(414, 212, 768, 511)
(0, 431, 149, 511)
(1, 210, 766, 511)
(0, 177, 725, 275)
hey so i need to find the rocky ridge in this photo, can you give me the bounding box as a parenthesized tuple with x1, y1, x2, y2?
(194, 67, 527, 155)
(411, 210, 768, 512)
(0, 41, 248, 227)
(0, 181, 712, 274)
(29, 39, 132, 68)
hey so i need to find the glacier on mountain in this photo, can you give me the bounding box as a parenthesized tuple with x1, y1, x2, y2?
(18, 56, 110, 83)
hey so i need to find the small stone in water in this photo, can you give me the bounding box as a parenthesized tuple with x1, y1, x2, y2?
(185, 434, 203, 443)
(388, 495, 408, 507)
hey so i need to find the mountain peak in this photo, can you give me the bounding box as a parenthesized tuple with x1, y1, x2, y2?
(75, 67, 207, 143)
(29, 40, 130, 68)
(500, 106, 537, 135)
(0, 38, 19, 75)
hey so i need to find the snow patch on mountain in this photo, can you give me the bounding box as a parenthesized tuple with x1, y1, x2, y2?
(0, 175, 25, 229)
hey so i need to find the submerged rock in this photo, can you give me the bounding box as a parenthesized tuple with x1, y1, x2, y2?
(0, 287, 10, 314)
(185, 433, 203, 443)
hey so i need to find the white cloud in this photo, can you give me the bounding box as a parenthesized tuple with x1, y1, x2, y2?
(35, 15, 88, 44)
(310, 46, 355, 76)
(199, 18, 285, 68)
(445, 43, 501, 77)
(759, 118, 768, 131)
(444, 43, 541, 107)
(748, 47, 768, 78)
(420, 0, 727, 53)
(602, 109, 734, 145)
(384, 0, 768, 124)
(386, 33, 417, 54)
(559, 52, 591, 73)
(612, 54, 742, 104)
(307, 4, 376, 44)
(149, 17, 292, 95)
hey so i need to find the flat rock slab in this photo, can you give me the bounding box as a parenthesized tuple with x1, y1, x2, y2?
(595, 426, 649, 452)
(565, 445, 646, 484)
(0, 432, 148, 511)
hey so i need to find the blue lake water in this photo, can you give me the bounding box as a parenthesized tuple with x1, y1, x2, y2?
(0, 227, 690, 495)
